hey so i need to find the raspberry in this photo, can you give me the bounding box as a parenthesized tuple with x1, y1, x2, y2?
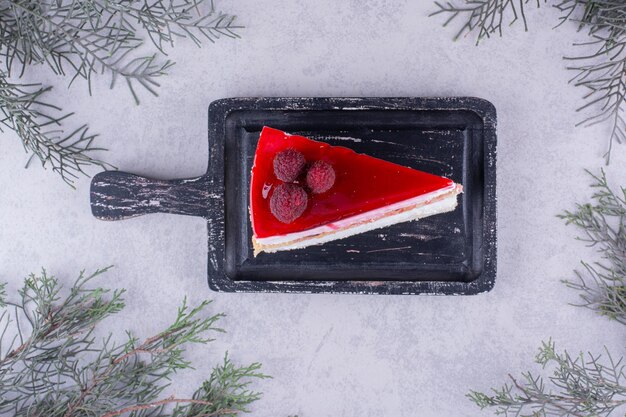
(273, 149, 305, 182)
(270, 183, 308, 223)
(306, 160, 335, 194)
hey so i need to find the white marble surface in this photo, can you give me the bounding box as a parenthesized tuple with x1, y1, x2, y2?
(0, 1, 624, 416)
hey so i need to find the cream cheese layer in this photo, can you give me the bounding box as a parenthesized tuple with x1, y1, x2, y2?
(255, 183, 461, 251)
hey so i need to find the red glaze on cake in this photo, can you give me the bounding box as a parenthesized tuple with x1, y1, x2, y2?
(250, 127, 462, 254)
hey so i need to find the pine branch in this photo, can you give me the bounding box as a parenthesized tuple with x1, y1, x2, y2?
(101, 397, 221, 417)
(0, 70, 111, 186)
(558, 169, 626, 324)
(0, 0, 241, 104)
(0, 0, 242, 184)
(119, 0, 243, 52)
(430, 0, 546, 43)
(470, 173, 626, 416)
(468, 340, 626, 417)
(557, 0, 626, 163)
(0, 267, 267, 417)
(431, 0, 626, 163)
(180, 353, 268, 417)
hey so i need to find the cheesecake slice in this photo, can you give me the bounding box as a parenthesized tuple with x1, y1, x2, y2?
(250, 127, 462, 255)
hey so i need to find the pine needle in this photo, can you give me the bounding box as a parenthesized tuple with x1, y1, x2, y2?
(468, 340, 626, 416)
(468, 172, 626, 416)
(0, 0, 242, 185)
(559, 169, 626, 324)
(0, 267, 267, 416)
(431, 0, 626, 163)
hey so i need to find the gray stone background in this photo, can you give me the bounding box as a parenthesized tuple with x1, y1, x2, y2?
(1, 1, 625, 416)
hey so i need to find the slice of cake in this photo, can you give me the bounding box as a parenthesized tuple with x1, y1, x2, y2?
(250, 127, 462, 255)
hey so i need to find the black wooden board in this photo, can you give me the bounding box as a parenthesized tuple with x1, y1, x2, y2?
(91, 97, 497, 295)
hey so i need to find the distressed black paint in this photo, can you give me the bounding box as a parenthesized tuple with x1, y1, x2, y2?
(91, 97, 497, 295)
(91, 172, 213, 220)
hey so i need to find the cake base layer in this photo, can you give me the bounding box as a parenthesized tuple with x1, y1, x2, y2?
(253, 184, 462, 255)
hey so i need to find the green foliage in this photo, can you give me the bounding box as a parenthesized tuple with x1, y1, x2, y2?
(185, 353, 266, 416)
(468, 340, 626, 416)
(431, 0, 626, 163)
(0, 283, 5, 307)
(559, 169, 626, 324)
(0, 0, 242, 185)
(0, 267, 267, 417)
(468, 172, 626, 416)
(0, 71, 109, 186)
(430, 0, 547, 42)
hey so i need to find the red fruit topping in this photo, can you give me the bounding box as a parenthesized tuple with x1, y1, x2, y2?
(270, 183, 308, 223)
(273, 149, 306, 182)
(306, 160, 336, 193)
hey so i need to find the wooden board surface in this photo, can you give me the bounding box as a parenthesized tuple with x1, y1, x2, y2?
(91, 97, 496, 295)
(207, 97, 497, 294)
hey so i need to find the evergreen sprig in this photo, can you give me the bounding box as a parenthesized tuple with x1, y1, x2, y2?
(0, 0, 242, 185)
(469, 172, 626, 416)
(431, 0, 626, 163)
(559, 169, 626, 324)
(0, 267, 268, 417)
(430, 0, 546, 42)
(0, 70, 110, 186)
(468, 340, 626, 417)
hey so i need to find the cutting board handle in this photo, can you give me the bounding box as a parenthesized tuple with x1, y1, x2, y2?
(90, 171, 211, 220)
